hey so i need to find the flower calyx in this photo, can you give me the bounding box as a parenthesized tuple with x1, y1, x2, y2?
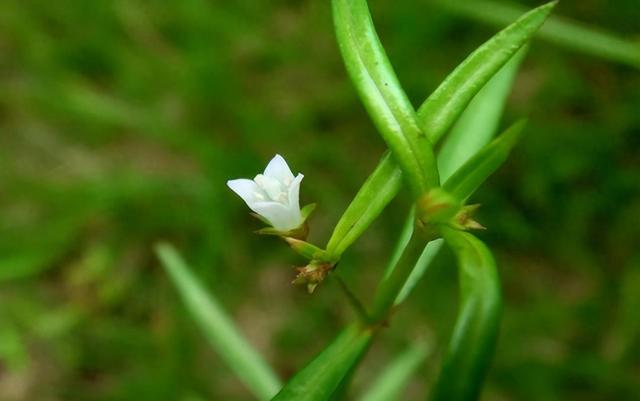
(292, 261, 336, 294)
(285, 238, 339, 293)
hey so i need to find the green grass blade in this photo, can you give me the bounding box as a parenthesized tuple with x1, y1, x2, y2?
(443, 119, 526, 201)
(358, 342, 430, 401)
(437, 47, 527, 181)
(155, 243, 281, 400)
(417, 1, 556, 144)
(432, 0, 640, 69)
(333, 0, 439, 196)
(326, 152, 403, 259)
(429, 229, 501, 401)
(271, 324, 374, 401)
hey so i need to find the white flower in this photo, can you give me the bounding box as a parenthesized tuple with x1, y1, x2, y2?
(227, 154, 305, 231)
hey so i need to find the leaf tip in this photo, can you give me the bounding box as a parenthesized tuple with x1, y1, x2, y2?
(154, 241, 173, 260)
(501, 118, 528, 149)
(541, 0, 559, 15)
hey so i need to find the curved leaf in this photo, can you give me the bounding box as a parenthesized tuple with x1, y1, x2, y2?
(437, 47, 527, 181)
(417, 1, 556, 144)
(429, 229, 501, 401)
(395, 238, 444, 305)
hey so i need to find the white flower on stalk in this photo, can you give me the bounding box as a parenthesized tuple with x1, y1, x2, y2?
(227, 154, 305, 232)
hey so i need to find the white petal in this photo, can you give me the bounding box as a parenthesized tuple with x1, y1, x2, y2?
(263, 154, 295, 185)
(252, 201, 303, 231)
(227, 179, 265, 207)
(287, 173, 304, 212)
(254, 174, 285, 202)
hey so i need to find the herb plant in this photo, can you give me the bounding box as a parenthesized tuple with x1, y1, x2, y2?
(157, 1, 558, 400)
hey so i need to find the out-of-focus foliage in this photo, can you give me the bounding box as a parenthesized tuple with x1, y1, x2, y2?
(0, 0, 638, 400)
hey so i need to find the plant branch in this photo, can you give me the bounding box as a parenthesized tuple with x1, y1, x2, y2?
(334, 273, 371, 324)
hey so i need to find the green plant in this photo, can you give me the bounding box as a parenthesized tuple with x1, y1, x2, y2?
(157, 1, 558, 400)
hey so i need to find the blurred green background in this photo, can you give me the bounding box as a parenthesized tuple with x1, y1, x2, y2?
(1, 0, 639, 400)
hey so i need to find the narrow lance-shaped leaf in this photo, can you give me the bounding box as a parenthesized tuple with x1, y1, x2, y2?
(155, 243, 281, 400)
(417, 1, 556, 144)
(443, 119, 526, 202)
(382, 207, 416, 280)
(358, 342, 430, 401)
(437, 47, 527, 181)
(431, 0, 640, 69)
(395, 239, 444, 305)
(326, 152, 402, 259)
(428, 229, 501, 401)
(271, 323, 374, 401)
(333, 0, 439, 196)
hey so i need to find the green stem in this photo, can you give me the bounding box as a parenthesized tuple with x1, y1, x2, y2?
(334, 274, 371, 324)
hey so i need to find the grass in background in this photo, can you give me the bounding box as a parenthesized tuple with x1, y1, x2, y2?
(1, 0, 639, 400)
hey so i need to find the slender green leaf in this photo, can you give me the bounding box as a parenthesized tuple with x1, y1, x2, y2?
(432, 0, 640, 69)
(382, 207, 416, 280)
(358, 342, 430, 401)
(395, 239, 444, 305)
(271, 323, 374, 401)
(438, 47, 527, 181)
(333, 0, 439, 196)
(326, 152, 402, 258)
(417, 1, 556, 144)
(429, 229, 501, 401)
(155, 243, 281, 400)
(379, 206, 445, 307)
(443, 119, 526, 201)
